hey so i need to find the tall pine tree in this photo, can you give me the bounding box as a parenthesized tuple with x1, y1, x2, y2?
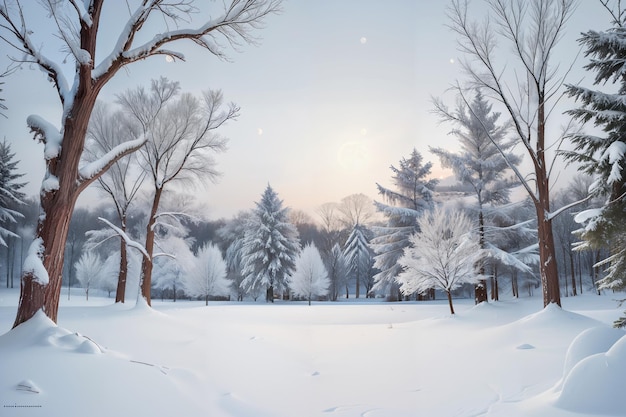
(241, 185, 300, 302)
(565, 4, 626, 325)
(343, 224, 372, 298)
(432, 90, 521, 303)
(370, 149, 437, 299)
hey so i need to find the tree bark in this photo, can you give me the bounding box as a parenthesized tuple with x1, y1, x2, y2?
(140, 187, 163, 306)
(475, 210, 488, 303)
(446, 290, 455, 315)
(115, 217, 128, 303)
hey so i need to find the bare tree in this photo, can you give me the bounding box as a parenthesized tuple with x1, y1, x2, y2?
(118, 78, 236, 306)
(1, 0, 281, 327)
(84, 102, 145, 303)
(337, 193, 376, 229)
(446, 0, 578, 307)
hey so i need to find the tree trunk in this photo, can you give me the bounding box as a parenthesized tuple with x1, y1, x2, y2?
(266, 285, 274, 303)
(535, 91, 561, 308)
(475, 210, 488, 303)
(140, 186, 163, 306)
(446, 290, 455, 315)
(115, 218, 128, 303)
(570, 253, 577, 296)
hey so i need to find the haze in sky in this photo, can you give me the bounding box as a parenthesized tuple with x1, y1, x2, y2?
(0, 1, 614, 219)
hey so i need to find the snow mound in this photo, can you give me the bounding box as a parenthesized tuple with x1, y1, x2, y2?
(561, 326, 624, 380)
(514, 303, 598, 330)
(556, 334, 626, 415)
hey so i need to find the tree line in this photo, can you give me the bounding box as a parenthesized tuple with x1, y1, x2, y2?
(0, 0, 625, 325)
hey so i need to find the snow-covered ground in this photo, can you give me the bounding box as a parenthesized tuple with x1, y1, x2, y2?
(0, 289, 624, 417)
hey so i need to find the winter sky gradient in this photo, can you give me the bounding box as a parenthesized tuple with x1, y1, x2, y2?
(0, 1, 613, 219)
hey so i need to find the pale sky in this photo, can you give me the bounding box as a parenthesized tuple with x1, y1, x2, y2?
(0, 1, 613, 220)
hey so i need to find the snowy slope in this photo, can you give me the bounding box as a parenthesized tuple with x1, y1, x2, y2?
(0, 289, 624, 417)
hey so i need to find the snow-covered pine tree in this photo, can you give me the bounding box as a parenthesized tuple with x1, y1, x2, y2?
(343, 224, 372, 298)
(288, 243, 329, 305)
(0, 139, 25, 247)
(432, 90, 521, 303)
(184, 243, 229, 305)
(241, 185, 301, 302)
(397, 207, 482, 315)
(565, 4, 626, 326)
(370, 148, 437, 300)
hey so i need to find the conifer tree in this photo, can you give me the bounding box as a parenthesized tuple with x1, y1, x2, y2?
(370, 149, 437, 299)
(565, 3, 626, 325)
(241, 185, 300, 302)
(0, 139, 26, 246)
(343, 224, 372, 298)
(432, 90, 521, 303)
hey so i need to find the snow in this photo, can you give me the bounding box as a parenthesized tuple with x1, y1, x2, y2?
(26, 115, 62, 160)
(0, 289, 624, 417)
(78, 137, 146, 182)
(21, 238, 49, 285)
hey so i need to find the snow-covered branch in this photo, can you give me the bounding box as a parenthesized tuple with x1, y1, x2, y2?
(97, 217, 149, 260)
(93, 0, 281, 81)
(78, 136, 146, 190)
(26, 115, 62, 160)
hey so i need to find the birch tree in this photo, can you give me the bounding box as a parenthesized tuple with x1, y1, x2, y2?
(446, 0, 578, 307)
(1, 0, 281, 327)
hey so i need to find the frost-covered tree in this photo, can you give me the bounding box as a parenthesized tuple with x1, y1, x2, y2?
(117, 78, 235, 306)
(370, 148, 437, 299)
(241, 185, 300, 302)
(0, 139, 25, 246)
(288, 243, 329, 305)
(184, 243, 229, 305)
(397, 207, 482, 315)
(1, 0, 281, 327)
(84, 102, 145, 303)
(447, 0, 578, 308)
(432, 90, 520, 303)
(74, 252, 103, 301)
(343, 224, 372, 298)
(564, 2, 626, 325)
(326, 243, 349, 301)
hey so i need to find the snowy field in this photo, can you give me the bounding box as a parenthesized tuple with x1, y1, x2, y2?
(0, 289, 625, 417)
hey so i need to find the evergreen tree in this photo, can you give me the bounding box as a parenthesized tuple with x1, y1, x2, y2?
(241, 185, 300, 302)
(432, 90, 520, 303)
(0, 139, 26, 246)
(370, 148, 437, 299)
(565, 4, 626, 325)
(343, 224, 372, 298)
(288, 243, 329, 305)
